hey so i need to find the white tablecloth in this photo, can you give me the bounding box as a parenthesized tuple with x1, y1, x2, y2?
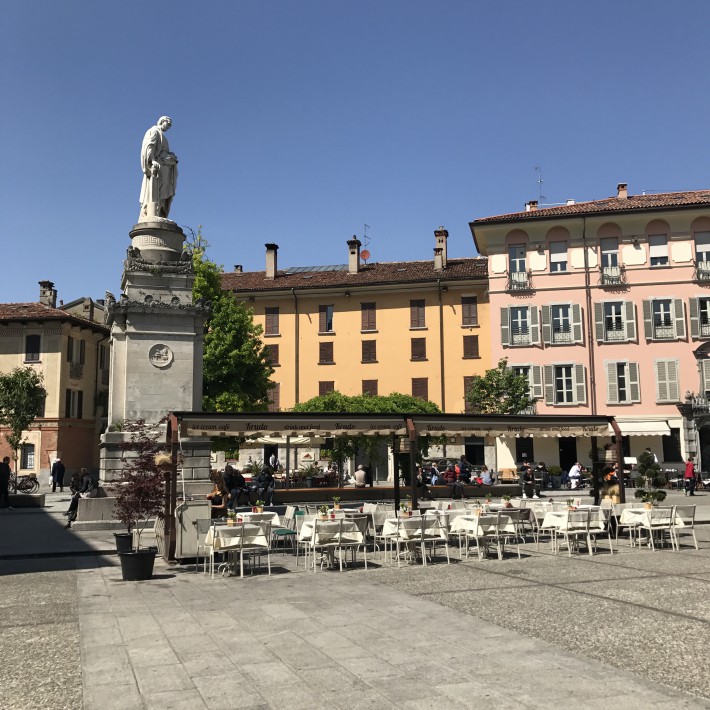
(619, 508, 683, 527)
(449, 514, 518, 537)
(541, 509, 606, 532)
(298, 519, 364, 544)
(381, 516, 447, 540)
(205, 523, 270, 550)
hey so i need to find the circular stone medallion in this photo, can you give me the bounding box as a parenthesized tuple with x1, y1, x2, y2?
(149, 344, 174, 368)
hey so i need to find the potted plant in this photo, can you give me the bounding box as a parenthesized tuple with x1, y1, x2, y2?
(332, 496, 341, 510)
(227, 510, 237, 526)
(253, 499, 265, 513)
(111, 420, 166, 581)
(634, 488, 667, 510)
(485, 494, 492, 505)
(501, 494, 512, 508)
(548, 465, 563, 490)
(566, 497, 575, 509)
(299, 463, 319, 488)
(318, 504, 329, 521)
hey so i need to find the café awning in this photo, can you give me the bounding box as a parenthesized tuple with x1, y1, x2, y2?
(616, 420, 671, 437)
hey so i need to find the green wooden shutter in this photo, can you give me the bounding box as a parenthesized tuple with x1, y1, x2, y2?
(606, 361, 619, 404)
(529, 306, 540, 344)
(500, 307, 510, 347)
(594, 302, 604, 342)
(690, 298, 700, 339)
(574, 364, 587, 405)
(702, 359, 710, 394)
(531, 365, 544, 399)
(543, 365, 554, 404)
(667, 359, 680, 401)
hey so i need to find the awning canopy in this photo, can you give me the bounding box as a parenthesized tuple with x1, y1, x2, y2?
(170, 412, 613, 440)
(616, 420, 671, 437)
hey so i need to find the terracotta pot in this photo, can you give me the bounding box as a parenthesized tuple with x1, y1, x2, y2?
(504, 502, 513, 508)
(333, 504, 341, 510)
(227, 518, 235, 527)
(256, 506, 264, 513)
(644, 502, 653, 510)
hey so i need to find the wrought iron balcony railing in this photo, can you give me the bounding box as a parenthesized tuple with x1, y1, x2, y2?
(652, 319, 674, 340)
(506, 270, 533, 292)
(510, 326, 531, 346)
(694, 260, 710, 282)
(600, 264, 626, 286)
(604, 322, 626, 341)
(551, 326, 572, 344)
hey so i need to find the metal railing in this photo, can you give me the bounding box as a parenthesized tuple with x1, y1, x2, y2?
(701, 319, 710, 337)
(600, 264, 626, 286)
(692, 395, 710, 415)
(652, 319, 674, 340)
(507, 270, 533, 292)
(604, 322, 626, 342)
(516, 402, 537, 415)
(551, 326, 572, 344)
(694, 260, 710, 282)
(69, 363, 83, 379)
(510, 327, 530, 346)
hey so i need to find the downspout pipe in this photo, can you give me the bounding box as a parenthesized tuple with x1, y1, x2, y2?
(610, 417, 626, 504)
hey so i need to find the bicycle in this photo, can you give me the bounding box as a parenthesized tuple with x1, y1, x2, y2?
(9, 473, 40, 494)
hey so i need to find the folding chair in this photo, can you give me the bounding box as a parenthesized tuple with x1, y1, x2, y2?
(638, 506, 676, 551)
(556, 509, 592, 556)
(672, 505, 698, 551)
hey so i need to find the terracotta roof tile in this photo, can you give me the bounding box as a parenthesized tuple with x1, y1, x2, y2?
(222, 258, 488, 292)
(472, 190, 710, 224)
(0, 302, 109, 332)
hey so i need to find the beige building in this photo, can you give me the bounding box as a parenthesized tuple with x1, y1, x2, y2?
(0, 281, 110, 480)
(221, 230, 490, 418)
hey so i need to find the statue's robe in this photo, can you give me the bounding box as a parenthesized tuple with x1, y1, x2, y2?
(139, 126, 178, 218)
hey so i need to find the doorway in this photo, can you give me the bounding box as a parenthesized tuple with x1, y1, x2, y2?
(262, 444, 278, 469)
(464, 437, 485, 466)
(558, 437, 577, 473)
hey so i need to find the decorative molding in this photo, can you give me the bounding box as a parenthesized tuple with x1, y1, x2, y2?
(149, 344, 174, 368)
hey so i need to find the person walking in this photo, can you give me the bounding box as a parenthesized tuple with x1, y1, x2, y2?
(0, 456, 12, 510)
(684, 455, 696, 497)
(51, 457, 66, 493)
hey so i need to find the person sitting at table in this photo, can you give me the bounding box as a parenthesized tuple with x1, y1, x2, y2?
(416, 466, 434, 500)
(430, 463, 440, 485)
(256, 466, 275, 505)
(568, 462, 582, 490)
(225, 466, 247, 509)
(354, 464, 367, 488)
(481, 466, 493, 486)
(207, 477, 229, 519)
(443, 465, 464, 499)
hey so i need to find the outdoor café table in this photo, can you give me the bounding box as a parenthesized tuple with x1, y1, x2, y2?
(298, 518, 364, 568)
(449, 513, 518, 559)
(239, 510, 281, 526)
(381, 515, 447, 564)
(540, 507, 606, 533)
(204, 522, 270, 576)
(619, 507, 682, 548)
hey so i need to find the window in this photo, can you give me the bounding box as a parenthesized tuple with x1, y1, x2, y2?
(701, 359, 710, 396)
(362, 380, 378, 396)
(265, 344, 279, 366)
(410, 299, 425, 328)
(649, 235, 669, 267)
(542, 304, 582, 345)
(696, 232, 710, 279)
(411, 338, 427, 361)
(267, 383, 280, 412)
(655, 359, 680, 403)
(20, 444, 35, 470)
(319, 305, 334, 333)
(463, 335, 479, 358)
(361, 340, 376, 363)
(25, 334, 41, 362)
(98, 344, 107, 369)
(319, 381, 335, 397)
(66, 337, 85, 364)
(265, 307, 279, 335)
(600, 238, 619, 268)
(318, 342, 334, 364)
(510, 364, 542, 412)
(643, 299, 685, 341)
(595, 301, 636, 343)
(412, 377, 428, 401)
(501, 306, 540, 347)
(65, 389, 83, 418)
(543, 364, 586, 405)
(549, 241, 568, 272)
(690, 297, 710, 339)
(461, 296, 478, 326)
(508, 245, 529, 289)
(361, 302, 376, 331)
(662, 427, 683, 462)
(515, 437, 534, 464)
(551, 305, 571, 344)
(605, 361, 640, 404)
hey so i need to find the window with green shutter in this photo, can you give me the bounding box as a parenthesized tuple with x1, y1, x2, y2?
(655, 359, 680, 402)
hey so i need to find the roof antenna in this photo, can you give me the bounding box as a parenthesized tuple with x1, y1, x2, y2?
(535, 166, 547, 202)
(361, 223, 371, 263)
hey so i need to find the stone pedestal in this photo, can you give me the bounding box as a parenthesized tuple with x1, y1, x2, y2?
(99, 220, 212, 482)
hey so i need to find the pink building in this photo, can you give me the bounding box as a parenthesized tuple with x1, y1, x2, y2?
(471, 185, 710, 473)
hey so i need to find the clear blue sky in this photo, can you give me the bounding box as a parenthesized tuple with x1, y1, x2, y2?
(2, 1, 708, 303)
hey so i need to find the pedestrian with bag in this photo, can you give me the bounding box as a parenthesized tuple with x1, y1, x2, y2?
(51, 457, 66, 493)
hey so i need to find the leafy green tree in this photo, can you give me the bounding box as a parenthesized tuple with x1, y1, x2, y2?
(293, 392, 442, 479)
(0, 367, 47, 487)
(187, 228, 274, 414)
(464, 358, 535, 414)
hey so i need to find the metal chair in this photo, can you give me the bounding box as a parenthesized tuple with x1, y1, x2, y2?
(671, 505, 698, 551)
(638, 506, 677, 551)
(195, 518, 213, 574)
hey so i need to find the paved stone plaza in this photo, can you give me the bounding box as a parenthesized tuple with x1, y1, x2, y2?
(2, 490, 710, 709)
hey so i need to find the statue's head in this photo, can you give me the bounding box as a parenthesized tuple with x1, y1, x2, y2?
(157, 116, 172, 130)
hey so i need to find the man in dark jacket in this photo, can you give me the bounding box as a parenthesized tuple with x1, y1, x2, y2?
(256, 467, 274, 505)
(0, 456, 12, 509)
(51, 457, 66, 493)
(225, 466, 247, 508)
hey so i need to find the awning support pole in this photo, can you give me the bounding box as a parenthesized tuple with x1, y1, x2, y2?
(610, 417, 626, 504)
(407, 418, 418, 511)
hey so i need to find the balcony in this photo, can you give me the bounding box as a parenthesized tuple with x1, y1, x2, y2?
(506, 270, 533, 292)
(652, 319, 674, 340)
(551, 326, 573, 344)
(694, 260, 710, 282)
(701, 319, 710, 338)
(516, 402, 537, 415)
(69, 363, 83, 379)
(600, 265, 626, 286)
(604, 322, 626, 342)
(692, 395, 710, 416)
(510, 327, 530, 346)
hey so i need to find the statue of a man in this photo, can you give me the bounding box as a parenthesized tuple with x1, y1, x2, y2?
(139, 116, 178, 221)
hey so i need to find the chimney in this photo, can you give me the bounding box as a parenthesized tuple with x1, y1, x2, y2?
(347, 237, 361, 274)
(566, 199, 576, 206)
(433, 247, 443, 272)
(38, 280, 57, 308)
(265, 244, 278, 280)
(617, 183, 628, 199)
(234, 264, 243, 273)
(525, 200, 538, 212)
(434, 226, 448, 268)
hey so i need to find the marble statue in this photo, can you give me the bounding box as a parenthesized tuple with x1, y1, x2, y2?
(139, 116, 178, 221)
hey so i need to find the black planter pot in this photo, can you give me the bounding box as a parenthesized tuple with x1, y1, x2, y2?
(306, 478, 313, 488)
(113, 532, 133, 553)
(118, 548, 157, 581)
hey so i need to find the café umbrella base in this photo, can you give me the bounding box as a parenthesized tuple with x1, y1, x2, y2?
(118, 548, 157, 581)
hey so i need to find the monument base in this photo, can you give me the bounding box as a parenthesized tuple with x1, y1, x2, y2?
(129, 220, 185, 262)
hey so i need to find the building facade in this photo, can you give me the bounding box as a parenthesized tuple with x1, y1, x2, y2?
(221, 230, 492, 467)
(471, 185, 710, 472)
(0, 281, 110, 480)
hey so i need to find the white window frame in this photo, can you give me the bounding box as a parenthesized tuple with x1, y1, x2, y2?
(605, 360, 641, 404)
(643, 298, 686, 341)
(655, 359, 680, 403)
(600, 238, 619, 268)
(20, 443, 35, 470)
(508, 245, 526, 273)
(695, 232, 710, 262)
(549, 241, 568, 273)
(690, 297, 710, 340)
(648, 234, 669, 267)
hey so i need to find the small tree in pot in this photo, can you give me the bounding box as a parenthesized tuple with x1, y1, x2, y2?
(111, 420, 167, 580)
